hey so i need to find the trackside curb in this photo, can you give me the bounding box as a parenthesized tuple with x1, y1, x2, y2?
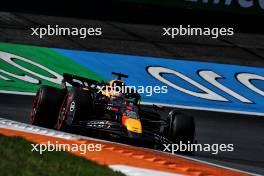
(0, 118, 250, 176)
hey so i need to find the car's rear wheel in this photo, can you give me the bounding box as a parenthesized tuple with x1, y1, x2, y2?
(56, 93, 71, 131)
(56, 87, 94, 131)
(30, 85, 65, 128)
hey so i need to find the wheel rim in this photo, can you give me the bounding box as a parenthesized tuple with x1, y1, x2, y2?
(30, 88, 43, 124)
(57, 94, 70, 130)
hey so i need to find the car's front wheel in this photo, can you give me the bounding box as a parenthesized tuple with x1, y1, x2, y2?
(165, 110, 195, 145)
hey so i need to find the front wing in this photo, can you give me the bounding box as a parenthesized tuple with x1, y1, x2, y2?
(71, 120, 171, 144)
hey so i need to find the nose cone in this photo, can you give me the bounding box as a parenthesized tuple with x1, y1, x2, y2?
(122, 116, 142, 134)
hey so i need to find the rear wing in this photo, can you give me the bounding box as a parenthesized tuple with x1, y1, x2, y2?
(62, 73, 99, 88)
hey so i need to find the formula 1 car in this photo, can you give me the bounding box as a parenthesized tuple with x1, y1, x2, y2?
(30, 72, 195, 147)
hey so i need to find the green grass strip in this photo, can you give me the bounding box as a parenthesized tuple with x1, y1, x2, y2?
(0, 135, 125, 176)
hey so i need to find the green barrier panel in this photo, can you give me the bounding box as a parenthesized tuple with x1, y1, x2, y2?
(0, 43, 106, 93)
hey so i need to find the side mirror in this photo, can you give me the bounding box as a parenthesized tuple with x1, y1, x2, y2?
(152, 104, 165, 111)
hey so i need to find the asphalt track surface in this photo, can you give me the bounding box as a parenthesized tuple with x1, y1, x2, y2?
(1, 12, 264, 175)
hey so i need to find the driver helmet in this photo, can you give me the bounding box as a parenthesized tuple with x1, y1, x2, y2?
(111, 91, 124, 103)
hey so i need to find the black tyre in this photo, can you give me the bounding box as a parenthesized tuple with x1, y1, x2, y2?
(30, 85, 65, 128)
(166, 111, 195, 144)
(56, 87, 93, 131)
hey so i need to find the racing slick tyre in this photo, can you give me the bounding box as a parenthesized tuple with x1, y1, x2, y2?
(56, 87, 94, 131)
(166, 111, 195, 145)
(30, 85, 65, 128)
